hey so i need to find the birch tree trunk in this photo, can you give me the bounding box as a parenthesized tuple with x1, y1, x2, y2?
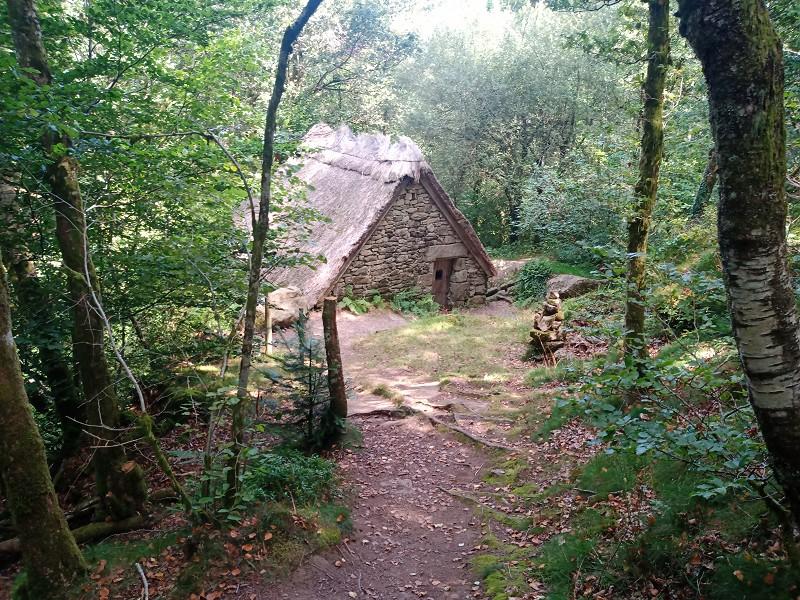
(677, 0, 800, 524)
(6, 0, 147, 519)
(227, 0, 323, 503)
(0, 258, 87, 599)
(623, 0, 669, 360)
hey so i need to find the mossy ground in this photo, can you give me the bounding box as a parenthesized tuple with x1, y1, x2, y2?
(54, 500, 352, 600)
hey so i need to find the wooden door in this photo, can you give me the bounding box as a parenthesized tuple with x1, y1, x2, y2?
(432, 258, 454, 308)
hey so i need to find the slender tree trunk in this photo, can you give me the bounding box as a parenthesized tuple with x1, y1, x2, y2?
(0, 180, 84, 458)
(676, 0, 800, 524)
(690, 147, 719, 217)
(6, 251, 85, 457)
(322, 297, 347, 419)
(507, 189, 522, 245)
(623, 0, 670, 361)
(0, 258, 88, 599)
(228, 0, 323, 503)
(51, 158, 147, 519)
(7, 0, 147, 519)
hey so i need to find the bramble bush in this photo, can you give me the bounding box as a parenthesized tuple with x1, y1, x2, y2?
(514, 259, 552, 306)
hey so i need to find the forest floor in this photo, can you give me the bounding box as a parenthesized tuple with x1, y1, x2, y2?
(257, 304, 599, 600)
(0, 301, 601, 600)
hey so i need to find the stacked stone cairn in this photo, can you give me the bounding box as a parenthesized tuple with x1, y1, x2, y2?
(528, 291, 566, 357)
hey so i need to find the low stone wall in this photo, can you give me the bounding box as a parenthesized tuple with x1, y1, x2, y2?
(334, 182, 487, 307)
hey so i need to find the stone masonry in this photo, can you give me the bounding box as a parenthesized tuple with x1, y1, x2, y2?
(334, 183, 487, 307)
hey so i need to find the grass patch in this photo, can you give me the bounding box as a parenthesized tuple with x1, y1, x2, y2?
(709, 553, 800, 600)
(524, 357, 596, 388)
(577, 450, 648, 499)
(82, 530, 182, 571)
(370, 383, 401, 403)
(357, 312, 530, 381)
(539, 258, 595, 279)
(257, 501, 352, 578)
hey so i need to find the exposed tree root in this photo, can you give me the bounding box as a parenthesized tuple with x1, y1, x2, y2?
(351, 406, 417, 419)
(423, 414, 516, 452)
(352, 402, 515, 451)
(0, 515, 148, 561)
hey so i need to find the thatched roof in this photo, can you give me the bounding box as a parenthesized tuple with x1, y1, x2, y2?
(268, 124, 495, 307)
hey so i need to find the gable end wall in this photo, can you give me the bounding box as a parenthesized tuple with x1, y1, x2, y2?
(334, 182, 487, 307)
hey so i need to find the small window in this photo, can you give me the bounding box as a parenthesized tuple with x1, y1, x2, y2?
(435, 269, 443, 280)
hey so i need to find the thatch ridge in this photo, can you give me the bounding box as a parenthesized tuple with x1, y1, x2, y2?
(301, 123, 428, 183)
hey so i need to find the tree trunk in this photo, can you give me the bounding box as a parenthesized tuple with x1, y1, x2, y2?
(322, 297, 347, 419)
(228, 0, 323, 503)
(6, 252, 85, 458)
(0, 258, 88, 598)
(690, 147, 719, 217)
(623, 0, 670, 361)
(51, 158, 147, 519)
(0, 180, 84, 459)
(676, 0, 800, 524)
(7, 0, 147, 519)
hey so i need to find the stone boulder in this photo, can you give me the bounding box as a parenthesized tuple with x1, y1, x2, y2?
(546, 274, 602, 300)
(266, 286, 308, 328)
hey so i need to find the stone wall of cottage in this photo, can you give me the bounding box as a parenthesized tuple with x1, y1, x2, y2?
(333, 182, 487, 307)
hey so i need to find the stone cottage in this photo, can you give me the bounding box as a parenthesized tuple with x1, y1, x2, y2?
(268, 124, 496, 312)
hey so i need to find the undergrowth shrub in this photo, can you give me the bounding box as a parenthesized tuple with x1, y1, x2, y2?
(338, 286, 386, 314)
(274, 312, 340, 451)
(243, 449, 335, 505)
(514, 259, 552, 305)
(391, 289, 440, 317)
(648, 264, 730, 337)
(533, 337, 798, 597)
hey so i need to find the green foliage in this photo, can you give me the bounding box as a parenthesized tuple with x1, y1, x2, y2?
(390, 289, 440, 317)
(10, 572, 28, 600)
(338, 287, 386, 314)
(338, 295, 371, 315)
(243, 449, 335, 505)
(513, 259, 552, 305)
(569, 341, 765, 501)
(648, 264, 730, 337)
(30, 405, 62, 461)
(275, 312, 339, 451)
(520, 159, 626, 264)
(397, 8, 623, 246)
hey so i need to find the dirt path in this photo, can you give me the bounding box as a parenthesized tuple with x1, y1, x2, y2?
(259, 307, 597, 600)
(265, 416, 487, 599)
(262, 310, 492, 599)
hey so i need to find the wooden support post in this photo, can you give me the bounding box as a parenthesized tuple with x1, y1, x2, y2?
(322, 297, 347, 418)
